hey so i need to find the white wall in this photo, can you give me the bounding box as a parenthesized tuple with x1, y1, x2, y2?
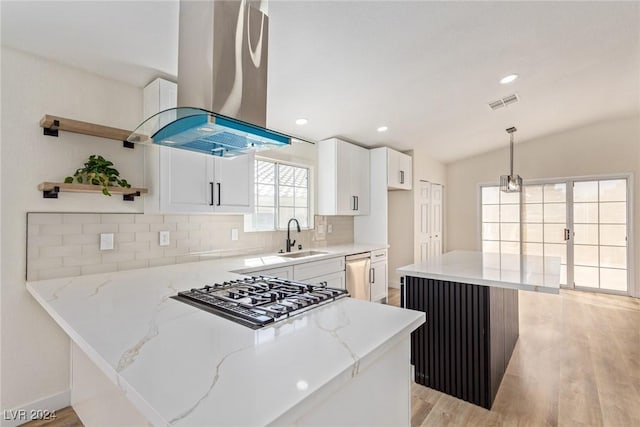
(445, 115, 640, 296)
(1, 47, 144, 412)
(388, 148, 446, 288)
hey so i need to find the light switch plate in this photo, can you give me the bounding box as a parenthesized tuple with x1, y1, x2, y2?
(327, 224, 333, 233)
(99, 233, 114, 251)
(159, 231, 170, 247)
(231, 228, 239, 241)
(317, 224, 325, 234)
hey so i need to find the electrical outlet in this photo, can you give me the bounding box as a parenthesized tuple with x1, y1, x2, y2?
(159, 231, 170, 247)
(231, 228, 239, 241)
(328, 224, 333, 233)
(99, 233, 114, 251)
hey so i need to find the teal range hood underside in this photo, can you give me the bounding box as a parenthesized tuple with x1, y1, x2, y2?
(127, 107, 291, 157)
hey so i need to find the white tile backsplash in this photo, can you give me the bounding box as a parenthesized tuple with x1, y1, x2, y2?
(27, 213, 354, 280)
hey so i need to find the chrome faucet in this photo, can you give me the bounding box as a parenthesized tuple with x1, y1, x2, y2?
(286, 218, 301, 252)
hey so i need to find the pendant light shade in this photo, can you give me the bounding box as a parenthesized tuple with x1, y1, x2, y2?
(500, 127, 522, 193)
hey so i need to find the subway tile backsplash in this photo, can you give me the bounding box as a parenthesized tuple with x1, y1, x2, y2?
(27, 213, 354, 281)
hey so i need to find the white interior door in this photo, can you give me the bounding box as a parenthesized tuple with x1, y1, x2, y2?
(416, 182, 443, 262)
(418, 181, 430, 262)
(430, 184, 443, 256)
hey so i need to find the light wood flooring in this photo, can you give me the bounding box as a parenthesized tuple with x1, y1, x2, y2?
(23, 289, 640, 427)
(387, 287, 640, 427)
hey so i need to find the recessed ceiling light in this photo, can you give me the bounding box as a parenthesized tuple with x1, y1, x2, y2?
(377, 126, 388, 133)
(295, 118, 308, 125)
(500, 74, 519, 84)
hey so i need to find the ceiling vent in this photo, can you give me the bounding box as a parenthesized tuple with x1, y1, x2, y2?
(488, 93, 519, 110)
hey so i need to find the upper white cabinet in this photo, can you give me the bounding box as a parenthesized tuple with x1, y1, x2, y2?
(387, 148, 412, 190)
(156, 148, 254, 213)
(318, 138, 370, 216)
(143, 78, 177, 118)
(143, 78, 254, 214)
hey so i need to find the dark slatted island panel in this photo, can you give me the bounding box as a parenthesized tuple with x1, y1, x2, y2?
(403, 276, 518, 409)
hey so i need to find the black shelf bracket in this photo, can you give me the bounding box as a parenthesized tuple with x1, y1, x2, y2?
(122, 191, 141, 201)
(42, 186, 60, 199)
(122, 140, 135, 149)
(43, 119, 60, 137)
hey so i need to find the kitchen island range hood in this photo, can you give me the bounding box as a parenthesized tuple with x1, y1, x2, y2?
(127, 107, 290, 157)
(127, 0, 297, 157)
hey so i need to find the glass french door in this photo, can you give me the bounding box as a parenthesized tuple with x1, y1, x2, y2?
(571, 178, 629, 293)
(522, 183, 568, 286)
(481, 176, 630, 294)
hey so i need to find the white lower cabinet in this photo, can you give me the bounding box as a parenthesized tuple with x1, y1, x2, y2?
(251, 266, 294, 279)
(294, 257, 346, 289)
(370, 249, 388, 302)
(370, 260, 388, 302)
(305, 271, 346, 290)
(293, 257, 345, 281)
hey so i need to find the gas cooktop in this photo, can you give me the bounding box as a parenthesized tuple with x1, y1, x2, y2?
(171, 276, 349, 329)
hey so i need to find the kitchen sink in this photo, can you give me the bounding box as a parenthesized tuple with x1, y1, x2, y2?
(279, 250, 329, 259)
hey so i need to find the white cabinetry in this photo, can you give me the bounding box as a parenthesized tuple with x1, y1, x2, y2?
(387, 148, 412, 190)
(294, 257, 346, 290)
(306, 270, 346, 290)
(143, 78, 254, 214)
(370, 249, 388, 302)
(153, 146, 254, 214)
(318, 138, 370, 216)
(251, 265, 294, 280)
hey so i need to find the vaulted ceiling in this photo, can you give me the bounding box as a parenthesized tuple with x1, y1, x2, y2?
(2, 1, 638, 162)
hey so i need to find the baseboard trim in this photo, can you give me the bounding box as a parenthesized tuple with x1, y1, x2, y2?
(1, 390, 70, 427)
(389, 282, 401, 289)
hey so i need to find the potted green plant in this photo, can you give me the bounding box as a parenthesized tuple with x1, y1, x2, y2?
(65, 154, 131, 196)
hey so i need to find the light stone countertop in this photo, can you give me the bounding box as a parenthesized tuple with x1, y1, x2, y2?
(398, 250, 561, 294)
(27, 244, 424, 426)
(229, 243, 387, 273)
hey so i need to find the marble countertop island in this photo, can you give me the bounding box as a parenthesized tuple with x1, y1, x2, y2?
(27, 244, 424, 426)
(398, 250, 561, 294)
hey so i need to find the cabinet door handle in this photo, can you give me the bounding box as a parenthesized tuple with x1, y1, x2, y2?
(370, 267, 375, 284)
(563, 228, 570, 241)
(217, 183, 221, 206)
(209, 182, 214, 206)
(400, 170, 405, 184)
(352, 196, 356, 210)
(355, 196, 359, 211)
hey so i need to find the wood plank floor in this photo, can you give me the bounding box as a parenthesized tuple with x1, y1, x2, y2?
(387, 287, 640, 427)
(23, 288, 640, 427)
(20, 407, 82, 427)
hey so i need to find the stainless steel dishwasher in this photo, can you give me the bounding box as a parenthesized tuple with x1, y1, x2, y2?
(345, 252, 371, 300)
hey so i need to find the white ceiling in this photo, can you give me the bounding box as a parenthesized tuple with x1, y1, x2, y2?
(2, 1, 639, 163)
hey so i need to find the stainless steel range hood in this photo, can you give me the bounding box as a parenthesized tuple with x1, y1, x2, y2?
(127, 0, 292, 157)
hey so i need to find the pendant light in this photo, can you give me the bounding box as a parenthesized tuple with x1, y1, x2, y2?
(500, 126, 522, 193)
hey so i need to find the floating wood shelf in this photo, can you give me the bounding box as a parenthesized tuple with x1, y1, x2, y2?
(40, 115, 136, 148)
(38, 182, 148, 201)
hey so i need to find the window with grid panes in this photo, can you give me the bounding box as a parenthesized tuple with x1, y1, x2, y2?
(244, 159, 310, 231)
